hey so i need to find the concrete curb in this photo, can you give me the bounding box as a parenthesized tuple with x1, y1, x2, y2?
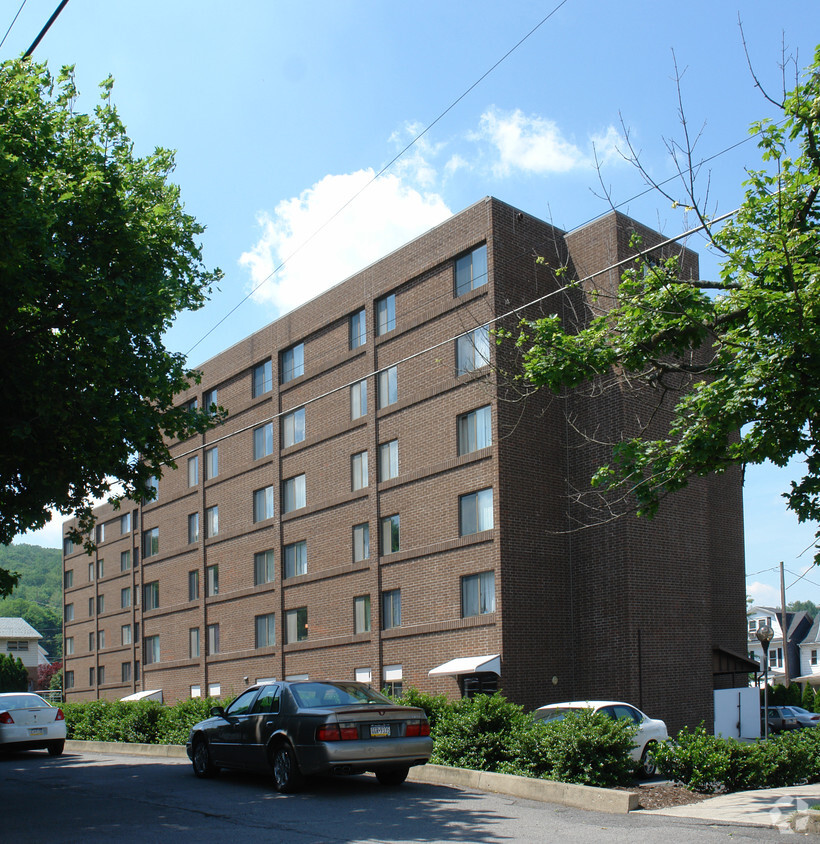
(65, 740, 638, 814)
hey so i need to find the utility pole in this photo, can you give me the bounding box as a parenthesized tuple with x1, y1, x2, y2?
(780, 561, 791, 688)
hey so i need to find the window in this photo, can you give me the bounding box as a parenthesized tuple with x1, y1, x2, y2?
(380, 514, 400, 555)
(383, 665, 402, 696)
(89, 632, 95, 651)
(121, 512, 131, 534)
(355, 668, 371, 683)
(382, 589, 401, 629)
(122, 662, 132, 683)
(458, 406, 492, 456)
(376, 293, 396, 335)
(205, 446, 218, 480)
(813, 650, 818, 666)
(254, 486, 275, 521)
(143, 527, 159, 558)
(64, 570, 73, 589)
(349, 308, 366, 349)
(121, 586, 131, 609)
(206, 505, 219, 538)
(145, 476, 158, 501)
(89, 667, 96, 686)
(254, 550, 275, 585)
(282, 475, 306, 513)
(97, 594, 105, 614)
(143, 581, 159, 611)
(97, 559, 104, 579)
(65, 671, 74, 690)
(183, 397, 198, 412)
(282, 408, 305, 448)
(88, 562, 94, 582)
(98, 630, 105, 650)
(187, 455, 199, 487)
(144, 635, 160, 664)
(206, 565, 219, 597)
(350, 379, 368, 420)
(461, 571, 496, 617)
(207, 682, 219, 696)
(188, 570, 199, 601)
(65, 637, 74, 656)
(64, 538, 74, 555)
(255, 613, 276, 648)
(460, 488, 494, 535)
(455, 244, 488, 296)
(351, 451, 368, 491)
(189, 627, 200, 659)
(253, 359, 273, 397)
(253, 422, 274, 458)
(191, 685, 201, 698)
(353, 523, 370, 562)
(206, 624, 220, 655)
(88, 597, 94, 616)
(96, 523, 105, 544)
(285, 608, 308, 643)
(456, 325, 490, 375)
(378, 366, 397, 409)
(354, 595, 371, 633)
(121, 625, 132, 646)
(284, 541, 307, 578)
(135, 662, 140, 682)
(281, 343, 304, 383)
(65, 603, 74, 622)
(203, 388, 218, 412)
(378, 440, 398, 481)
(98, 666, 106, 686)
(188, 512, 200, 544)
(120, 550, 131, 571)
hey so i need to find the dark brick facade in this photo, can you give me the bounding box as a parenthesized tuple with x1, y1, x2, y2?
(61, 197, 747, 732)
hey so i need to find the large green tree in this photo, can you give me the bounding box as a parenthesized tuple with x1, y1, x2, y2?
(0, 60, 223, 594)
(510, 46, 820, 559)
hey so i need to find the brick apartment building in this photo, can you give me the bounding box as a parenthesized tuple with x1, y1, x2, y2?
(61, 197, 749, 732)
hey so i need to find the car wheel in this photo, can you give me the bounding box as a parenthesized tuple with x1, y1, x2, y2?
(47, 740, 64, 757)
(192, 736, 217, 779)
(639, 742, 657, 778)
(376, 766, 409, 786)
(271, 743, 304, 793)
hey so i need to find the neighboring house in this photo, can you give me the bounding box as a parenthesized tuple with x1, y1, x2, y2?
(0, 617, 43, 690)
(796, 615, 820, 686)
(62, 198, 748, 734)
(747, 606, 814, 685)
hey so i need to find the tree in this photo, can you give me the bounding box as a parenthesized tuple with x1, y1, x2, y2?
(0, 653, 28, 692)
(0, 59, 224, 594)
(509, 45, 820, 560)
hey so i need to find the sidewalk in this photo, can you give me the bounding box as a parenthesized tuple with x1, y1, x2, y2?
(643, 783, 820, 831)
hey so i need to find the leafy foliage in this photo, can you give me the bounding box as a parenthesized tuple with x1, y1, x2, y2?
(0, 59, 224, 584)
(0, 653, 28, 692)
(510, 46, 820, 559)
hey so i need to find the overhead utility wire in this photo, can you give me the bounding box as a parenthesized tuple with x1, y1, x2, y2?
(185, 0, 571, 357)
(0, 0, 28, 52)
(170, 208, 738, 463)
(23, 0, 68, 57)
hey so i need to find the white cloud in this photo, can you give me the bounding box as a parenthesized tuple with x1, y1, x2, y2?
(748, 580, 780, 606)
(239, 170, 451, 312)
(476, 107, 623, 177)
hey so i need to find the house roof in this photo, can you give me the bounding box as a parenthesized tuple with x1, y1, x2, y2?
(802, 615, 820, 645)
(0, 618, 42, 639)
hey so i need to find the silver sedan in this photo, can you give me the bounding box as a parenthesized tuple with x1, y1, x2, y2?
(186, 680, 432, 792)
(0, 693, 66, 756)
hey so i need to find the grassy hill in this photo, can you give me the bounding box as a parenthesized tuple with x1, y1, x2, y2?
(0, 544, 63, 659)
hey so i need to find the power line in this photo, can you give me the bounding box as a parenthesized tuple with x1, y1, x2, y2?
(185, 0, 571, 357)
(0, 0, 28, 52)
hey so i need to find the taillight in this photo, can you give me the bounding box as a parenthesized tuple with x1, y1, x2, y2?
(316, 722, 359, 741)
(55, 708, 65, 721)
(0, 711, 14, 724)
(405, 720, 430, 737)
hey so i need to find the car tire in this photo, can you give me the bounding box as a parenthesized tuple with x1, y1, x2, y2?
(192, 736, 217, 779)
(376, 766, 409, 786)
(271, 743, 304, 793)
(47, 740, 64, 757)
(639, 742, 657, 778)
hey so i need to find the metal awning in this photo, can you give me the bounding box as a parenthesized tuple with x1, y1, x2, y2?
(428, 654, 500, 677)
(120, 689, 163, 702)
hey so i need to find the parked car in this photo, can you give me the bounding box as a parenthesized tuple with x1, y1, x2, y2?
(0, 693, 66, 756)
(186, 680, 433, 791)
(532, 700, 668, 776)
(765, 705, 820, 732)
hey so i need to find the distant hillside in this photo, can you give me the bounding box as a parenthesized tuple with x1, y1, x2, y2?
(0, 544, 63, 659)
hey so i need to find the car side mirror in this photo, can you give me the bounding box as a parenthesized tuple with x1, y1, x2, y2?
(210, 706, 226, 719)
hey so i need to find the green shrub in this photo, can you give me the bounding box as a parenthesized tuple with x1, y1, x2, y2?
(393, 688, 451, 732)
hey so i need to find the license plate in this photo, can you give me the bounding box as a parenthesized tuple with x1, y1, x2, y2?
(28, 727, 46, 736)
(370, 724, 390, 738)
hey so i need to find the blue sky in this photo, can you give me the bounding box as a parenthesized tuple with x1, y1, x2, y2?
(4, 1, 819, 606)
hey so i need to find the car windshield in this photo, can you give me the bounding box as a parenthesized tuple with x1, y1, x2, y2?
(290, 682, 393, 708)
(535, 707, 585, 722)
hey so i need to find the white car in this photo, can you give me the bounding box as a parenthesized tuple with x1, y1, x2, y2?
(533, 700, 668, 776)
(0, 693, 66, 756)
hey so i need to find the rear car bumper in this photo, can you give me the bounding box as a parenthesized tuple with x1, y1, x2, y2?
(295, 736, 433, 776)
